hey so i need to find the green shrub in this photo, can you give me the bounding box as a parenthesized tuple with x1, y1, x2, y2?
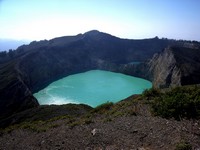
(68, 121, 80, 128)
(151, 86, 200, 120)
(82, 118, 93, 124)
(47, 115, 71, 122)
(103, 117, 112, 123)
(175, 141, 192, 150)
(142, 88, 162, 100)
(2, 121, 49, 133)
(91, 102, 114, 114)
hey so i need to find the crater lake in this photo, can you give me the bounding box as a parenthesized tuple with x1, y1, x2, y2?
(34, 70, 152, 107)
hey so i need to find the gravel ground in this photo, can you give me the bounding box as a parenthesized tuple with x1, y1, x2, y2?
(0, 115, 200, 150)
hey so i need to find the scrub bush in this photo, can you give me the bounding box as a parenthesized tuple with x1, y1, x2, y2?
(145, 86, 200, 120)
(175, 141, 192, 150)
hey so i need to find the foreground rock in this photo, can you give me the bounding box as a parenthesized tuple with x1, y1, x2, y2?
(0, 117, 195, 149)
(0, 98, 199, 150)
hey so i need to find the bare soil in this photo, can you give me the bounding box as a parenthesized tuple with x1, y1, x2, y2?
(0, 97, 200, 150)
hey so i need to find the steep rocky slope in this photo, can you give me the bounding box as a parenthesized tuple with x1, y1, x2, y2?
(148, 45, 200, 88)
(0, 61, 38, 120)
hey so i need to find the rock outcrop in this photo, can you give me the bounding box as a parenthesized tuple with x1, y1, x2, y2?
(148, 45, 200, 88)
(0, 61, 39, 120)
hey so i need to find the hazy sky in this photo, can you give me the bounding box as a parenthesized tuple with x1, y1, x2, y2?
(0, 0, 200, 41)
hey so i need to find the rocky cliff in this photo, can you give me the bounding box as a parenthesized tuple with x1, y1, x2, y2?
(0, 30, 200, 119)
(0, 61, 39, 120)
(148, 45, 200, 88)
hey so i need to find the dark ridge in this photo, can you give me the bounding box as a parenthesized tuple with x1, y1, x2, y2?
(0, 30, 200, 120)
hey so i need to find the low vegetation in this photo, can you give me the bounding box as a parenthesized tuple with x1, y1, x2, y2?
(1, 85, 200, 136)
(1, 120, 52, 133)
(0, 99, 140, 132)
(90, 98, 138, 117)
(143, 85, 200, 120)
(90, 102, 114, 114)
(175, 141, 192, 150)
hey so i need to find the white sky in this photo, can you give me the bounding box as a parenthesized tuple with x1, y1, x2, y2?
(0, 0, 200, 41)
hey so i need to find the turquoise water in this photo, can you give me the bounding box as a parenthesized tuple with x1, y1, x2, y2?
(34, 70, 152, 107)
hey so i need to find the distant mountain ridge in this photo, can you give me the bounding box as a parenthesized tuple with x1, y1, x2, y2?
(0, 39, 30, 51)
(0, 30, 200, 120)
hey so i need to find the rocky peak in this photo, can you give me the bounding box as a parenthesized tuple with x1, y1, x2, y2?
(83, 30, 117, 41)
(84, 30, 100, 36)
